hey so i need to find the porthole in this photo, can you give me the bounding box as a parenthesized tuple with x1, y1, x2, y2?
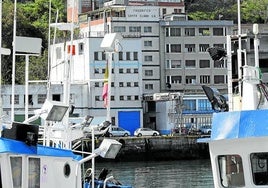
(63, 163, 71, 177)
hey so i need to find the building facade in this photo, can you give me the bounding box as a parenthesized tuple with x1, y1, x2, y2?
(5, 2, 268, 135)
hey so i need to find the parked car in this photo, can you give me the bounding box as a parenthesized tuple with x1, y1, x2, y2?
(199, 125, 212, 135)
(134, 128, 160, 137)
(109, 127, 131, 137)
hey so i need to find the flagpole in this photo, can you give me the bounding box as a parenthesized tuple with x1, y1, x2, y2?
(106, 51, 112, 122)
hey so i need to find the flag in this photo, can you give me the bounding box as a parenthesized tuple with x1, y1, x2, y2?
(102, 62, 109, 108)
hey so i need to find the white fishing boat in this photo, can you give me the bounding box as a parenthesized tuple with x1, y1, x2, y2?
(0, 1, 132, 187)
(203, 1, 268, 187)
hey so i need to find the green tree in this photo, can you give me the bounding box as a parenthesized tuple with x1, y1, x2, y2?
(186, 0, 268, 23)
(241, 0, 268, 23)
(1, 0, 66, 84)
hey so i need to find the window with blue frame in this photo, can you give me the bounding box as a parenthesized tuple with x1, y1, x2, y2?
(198, 99, 213, 111)
(183, 100, 196, 112)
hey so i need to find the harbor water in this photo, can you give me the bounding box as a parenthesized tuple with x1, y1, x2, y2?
(95, 159, 214, 188)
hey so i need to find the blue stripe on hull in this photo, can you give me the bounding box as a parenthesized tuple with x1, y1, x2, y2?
(0, 137, 81, 160)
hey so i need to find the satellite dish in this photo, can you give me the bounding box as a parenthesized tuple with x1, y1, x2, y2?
(202, 85, 229, 112)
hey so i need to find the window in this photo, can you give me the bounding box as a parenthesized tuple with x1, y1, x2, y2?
(119, 96, 124, 100)
(28, 158, 40, 188)
(162, 8, 166, 15)
(198, 99, 212, 111)
(186, 76, 196, 84)
(199, 28, 210, 36)
(134, 82, 139, 87)
(95, 96, 100, 101)
(126, 69, 131, 73)
(144, 26, 152, 33)
(94, 68, 99, 73)
(114, 26, 126, 32)
(145, 70, 153, 76)
(119, 82, 124, 87)
(11, 157, 22, 188)
(145, 84, 153, 90)
(95, 82, 99, 87)
(129, 26, 141, 32)
(185, 60, 196, 68)
(127, 96, 132, 100)
(251, 152, 268, 186)
(10, 95, 19, 104)
(218, 155, 245, 187)
(102, 52, 106, 60)
(127, 82, 131, 87)
(119, 52, 123, 60)
(24, 95, 33, 105)
(165, 28, 169, 37)
(111, 96, 114, 101)
(144, 41, 152, 47)
(214, 61, 225, 68)
(170, 60, 181, 68)
(167, 44, 181, 53)
(185, 44, 195, 52)
(214, 43, 224, 48)
(200, 60, 210, 68)
(199, 44, 209, 52)
(38, 94, 46, 104)
(185, 28, 195, 36)
(133, 52, 138, 60)
(126, 52, 131, 60)
(145, 55, 153, 62)
(213, 28, 224, 36)
(200, 75, 210, 84)
(214, 75, 225, 84)
(174, 8, 181, 14)
(52, 94, 60, 101)
(170, 28, 181, 36)
(183, 99, 196, 111)
(94, 52, 99, 60)
(119, 68, 124, 73)
(171, 76, 182, 84)
(134, 69, 139, 73)
(78, 43, 84, 55)
(134, 95, 139, 100)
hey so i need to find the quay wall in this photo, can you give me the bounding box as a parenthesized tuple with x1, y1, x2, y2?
(80, 136, 209, 162)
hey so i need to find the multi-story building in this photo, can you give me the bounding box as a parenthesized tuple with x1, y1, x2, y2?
(5, 1, 268, 135)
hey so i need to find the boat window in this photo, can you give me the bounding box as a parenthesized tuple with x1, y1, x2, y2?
(64, 163, 71, 177)
(28, 158, 40, 188)
(218, 155, 245, 187)
(10, 156, 22, 188)
(250, 153, 268, 185)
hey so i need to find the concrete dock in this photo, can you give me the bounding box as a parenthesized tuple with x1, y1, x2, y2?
(76, 135, 210, 162)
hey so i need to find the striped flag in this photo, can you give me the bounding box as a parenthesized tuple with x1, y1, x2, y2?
(102, 62, 109, 108)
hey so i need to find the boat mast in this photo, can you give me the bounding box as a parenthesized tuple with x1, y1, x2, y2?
(237, 0, 242, 96)
(11, 0, 17, 122)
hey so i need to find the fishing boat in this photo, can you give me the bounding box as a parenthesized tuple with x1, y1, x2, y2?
(0, 119, 132, 188)
(203, 1, 268, 187)
(0, 1, 132, 187)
